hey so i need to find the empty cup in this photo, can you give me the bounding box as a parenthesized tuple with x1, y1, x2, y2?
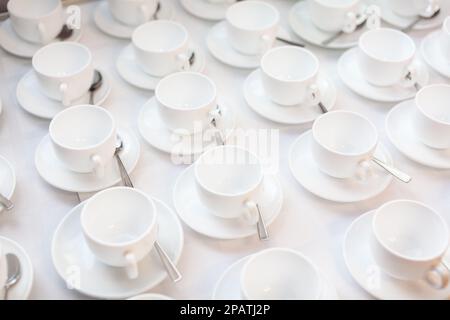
(107, 0, 158, 26)
(309, 0, 360, 33)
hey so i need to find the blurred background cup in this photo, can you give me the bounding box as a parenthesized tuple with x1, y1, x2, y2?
(309, 0, 360, 33)
(107, 0, 158, 26)
(226, 0, 279, 55)
(7, 0, 64, 44)
(387, 0, 440, 17)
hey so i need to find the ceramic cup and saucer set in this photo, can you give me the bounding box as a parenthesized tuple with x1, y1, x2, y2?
(213, 247, 338, 299)
(138, 72, 236, 160)
(421, 16, 450, 78)
(338, 27, 429, 102)
(344, 199, 450, 299)
(52, 187, 184, 299)
(173, 145, 283, 240)
(244, 45, 337, 125)
(386, 84, 450, 169)
(370, 0, 448, 31)
(0, 155, 15, 214)
(180, 0, 236, 21)
(35, 105, 140, 194)
(289, 0, 380, 49)
(0, 0, 82, 58)
(117, 20, 205, 91)
(207, 0, 291, 69)
(17, 42, 111, 120)
(289, 110, 410, 203)
(94, 0, 174, 39)
(0, 238, 34, 300)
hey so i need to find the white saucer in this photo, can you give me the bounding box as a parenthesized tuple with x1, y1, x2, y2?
(338, 48, 429, 102)
(35, 129, 140, 193)
(173, 165, 283, 240)
(212, 255, 338, 300)
(128, 293, 174, 300)
(371, 0, 450, 31)
(344, 211, 450, 300)
(243, 69, 337, 125)
(138, 97, 236, 158)
(289, 131, 393, 203)
(116, 44, 205, 91)
(206, 21, 291, 69)
(17, 70, 111, 120)
(421, 30, 450, 79)
(386, 100, 450, 169)
(0, 237, 33, 300)
(51, 198, 184, 299)
(0, 155, 15, 213)
(94, 1, 174, 39)
(0, 19, 82, 59)
(180, 0, 231, 21)
(288, 1, 370, 49)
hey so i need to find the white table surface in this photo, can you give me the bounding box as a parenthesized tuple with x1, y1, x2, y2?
(0, 0, 449, 300)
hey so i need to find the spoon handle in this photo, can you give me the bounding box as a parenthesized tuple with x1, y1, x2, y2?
(276, 37, 305, 47)
(0, 192, 13, 210)
(115, 154, 134, 188)
(3, 286, 9, 300)
(403, 17, 422, 33)
(321, 31, 344, 46)
(154, 241, 182, 282)
(255, 203, 269, 241)
(371, 157, 412, 183)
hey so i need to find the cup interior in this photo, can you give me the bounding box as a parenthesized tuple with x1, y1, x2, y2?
(359, 28, 415, 62)
(81, 188, 156, 245)
(373, 201, 449, 260)
(241, 248, 322, 299)
(195, 146, 263, 196)
(261, 46, 319, 82)
(313, 111, 378, 155)
(8, 0, 60, 18)
(156, 72, 216, 110)
(33, 43, 91, 78)
(132, 21, 188, 53)
(49, 105, 115, 150)
(226, 1, 279, 30)
(416, 85, 450, 125)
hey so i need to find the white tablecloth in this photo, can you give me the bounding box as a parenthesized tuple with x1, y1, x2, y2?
(0, 0, 449, 300)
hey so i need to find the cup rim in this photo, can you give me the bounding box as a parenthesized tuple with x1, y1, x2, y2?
(49, 105, 116, 151)
(311, 0, 360, 8)
(80, 187, 157, 248)
(194, 145, 264, 198)
(32, 42, 92, 79)
(7, 0, 62, 19)
(132, 20, 189, 53)
(359, 28, 416, 63)
(312, 110, 379, 156)
(260, 46, 320, 83)
(226, 0, 279, 32)
(372, 199, 449, 262)
(240, 247, 323, 300)
(415, 84, 450, 126)
(155, 72, 218, 111)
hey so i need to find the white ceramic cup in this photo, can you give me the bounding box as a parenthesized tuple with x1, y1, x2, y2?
(371, 200, 449, 289)
(0, 245, 7, 295)
(81, 187, 158, 280)
(309, 0, 360, 33)
(226, 1, 279, 55)
(414, 84, 450, 149)
(260, 46, 324, 106)
(311, 110, 378, 179)
(156, 72, 222, 135)
(107, 0, 158, 26)
(440, 16, 450, 60)
(387, 0, 440, 17)
(358, 28, 418, 87)
(132, 20, 192, 77)
(32, 42, 94, 107)
(7, 0, 64, 44)
(240, 248, 323, 300)
(195, 145, 264, 224)
(49, 105, 116, 178)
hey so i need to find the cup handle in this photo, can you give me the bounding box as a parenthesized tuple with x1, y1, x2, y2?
(59, 83, 71, 107)
(401, 60, 426, 89)
(38, 22, 48, 44)
(355, 159, 373, 181)
(342, 11, 357, 33)
(209, 106, 226, 145)
(139, 4, 151, 23)
(425, 261, 449, 290)
(176, 53, 191, 71)
(260, 34, 273, 54)
(124, 252, 139, 280)
(244, 200, 269, 241)
(91, 154, 105, 179)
